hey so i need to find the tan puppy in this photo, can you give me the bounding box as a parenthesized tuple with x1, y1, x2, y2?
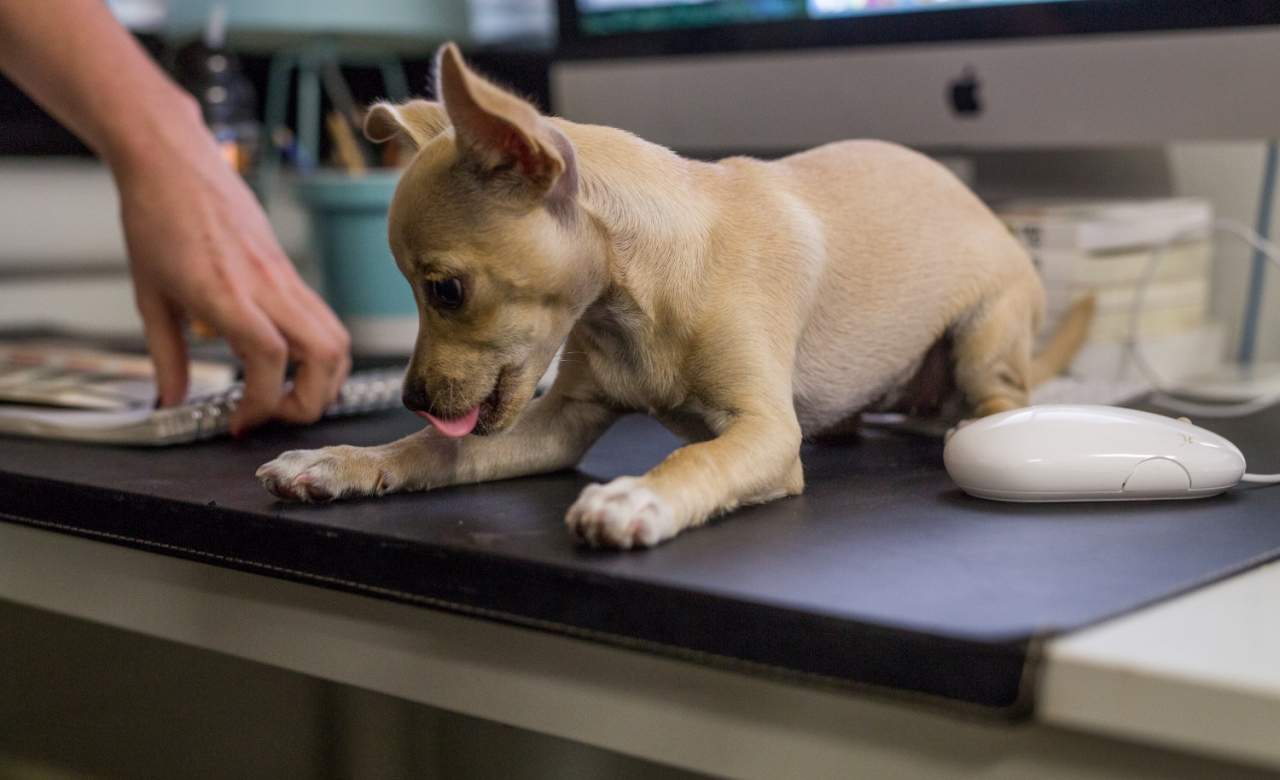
(257, 43, 1088, 549)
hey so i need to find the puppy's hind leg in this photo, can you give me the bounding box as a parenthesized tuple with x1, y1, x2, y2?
(951, 284, 1037, 419)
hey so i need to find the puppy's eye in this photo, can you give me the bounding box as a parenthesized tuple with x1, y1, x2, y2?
(427, 278, 465, 310)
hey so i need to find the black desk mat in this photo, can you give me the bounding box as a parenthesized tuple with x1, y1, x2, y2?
(2, 406, 1280, 716)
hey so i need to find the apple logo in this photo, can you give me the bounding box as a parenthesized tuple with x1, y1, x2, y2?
(949, 67, 982, 118)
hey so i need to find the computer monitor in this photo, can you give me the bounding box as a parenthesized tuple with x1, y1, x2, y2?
(551, 1, 1280, 153)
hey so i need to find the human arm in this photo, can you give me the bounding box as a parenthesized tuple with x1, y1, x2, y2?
(0, 0, 350, 433)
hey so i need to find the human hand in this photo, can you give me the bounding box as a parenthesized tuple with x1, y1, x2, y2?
(112, 110, 350, 435)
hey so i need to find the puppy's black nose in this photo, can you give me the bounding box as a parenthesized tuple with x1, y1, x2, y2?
(402, 382, 432, 414)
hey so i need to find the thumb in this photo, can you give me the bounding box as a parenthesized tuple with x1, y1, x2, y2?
(138, 294, 190, 407)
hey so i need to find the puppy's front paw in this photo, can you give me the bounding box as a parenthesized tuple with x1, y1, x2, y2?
(565, 477, 679, 549)
(256, 446, 393, 503)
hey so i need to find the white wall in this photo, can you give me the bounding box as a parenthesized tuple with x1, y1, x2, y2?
(0, 159, 137, 332)
(0, 158, 311, 335)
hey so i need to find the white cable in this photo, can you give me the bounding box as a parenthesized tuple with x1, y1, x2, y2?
(1126, 218, 1280, 418)
(1125, 218, 1280, 484)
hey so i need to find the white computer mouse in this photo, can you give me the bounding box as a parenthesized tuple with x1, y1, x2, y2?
(943, 404, 1247, 502)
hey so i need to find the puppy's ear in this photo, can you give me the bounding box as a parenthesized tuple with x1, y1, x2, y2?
(362, 100, 449, 148)
(435, 42, 577, 201)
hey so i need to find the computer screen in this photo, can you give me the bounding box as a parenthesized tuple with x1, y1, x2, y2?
(553, 0, 1280, 150)
(576, 0, 1080, 37)
(559, 1, 1279, 59)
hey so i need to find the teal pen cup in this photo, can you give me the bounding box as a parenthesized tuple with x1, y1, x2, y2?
(294, 171, 418, 356)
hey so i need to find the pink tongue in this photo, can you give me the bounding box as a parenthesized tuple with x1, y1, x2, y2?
(417, 405, 481, 438)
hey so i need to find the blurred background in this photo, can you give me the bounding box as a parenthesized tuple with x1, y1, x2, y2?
(0, 0, 556, 356)
(1, 0, 1276, 370)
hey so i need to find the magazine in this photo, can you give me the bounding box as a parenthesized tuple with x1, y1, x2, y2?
(0, 341, 403, 445)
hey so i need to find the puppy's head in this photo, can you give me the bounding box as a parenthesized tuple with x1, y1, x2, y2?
(365, 44, 604, 437)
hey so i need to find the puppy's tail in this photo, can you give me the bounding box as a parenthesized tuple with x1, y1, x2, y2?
(1030, 294, 1095, 386)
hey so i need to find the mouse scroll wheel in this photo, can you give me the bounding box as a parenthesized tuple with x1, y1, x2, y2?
(1123, 458, 1191, 495)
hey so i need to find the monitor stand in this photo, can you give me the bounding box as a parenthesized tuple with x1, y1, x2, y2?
(935, 146, 1175, 203)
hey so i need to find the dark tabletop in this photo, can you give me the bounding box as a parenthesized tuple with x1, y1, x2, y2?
(3, 404, 1280, 716)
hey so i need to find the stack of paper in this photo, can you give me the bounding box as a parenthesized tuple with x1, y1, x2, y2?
(999, 198, 1222, 381)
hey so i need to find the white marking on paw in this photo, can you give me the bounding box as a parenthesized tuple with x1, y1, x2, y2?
(255, 447, 389, 503)
(564, 477, 679, 549)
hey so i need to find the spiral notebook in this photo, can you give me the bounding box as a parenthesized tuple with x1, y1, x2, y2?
(0, 341, 404, 446)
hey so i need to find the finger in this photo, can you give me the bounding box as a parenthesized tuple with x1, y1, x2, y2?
(275, 329, 348, 425)
(136, 292, 189, 407)
(197, 295, 288, 436)
(294, 280, 352, 405)
(256, 250, 351, 393)
(301, 279, 347, 338)
(253, 282, 349, 424)
(276, 357, 338, 424)
(283, 270, 350, 356)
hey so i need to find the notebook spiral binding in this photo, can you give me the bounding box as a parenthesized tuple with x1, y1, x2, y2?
(143, 367, 407, 446)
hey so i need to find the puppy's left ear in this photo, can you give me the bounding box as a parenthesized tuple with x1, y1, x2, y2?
(362, 100, 449, 149)
(436, 43, 577, 201)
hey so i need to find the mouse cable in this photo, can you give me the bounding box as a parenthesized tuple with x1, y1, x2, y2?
(1127, 219, 1280, 419)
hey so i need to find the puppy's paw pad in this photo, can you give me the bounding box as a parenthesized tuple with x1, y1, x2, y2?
(256, 447, 379, 503)
(565, 477, 678, 549)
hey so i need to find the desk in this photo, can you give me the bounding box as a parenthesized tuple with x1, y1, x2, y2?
(1, 523, 1277, 778)
(2, 409, 1279, 777)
